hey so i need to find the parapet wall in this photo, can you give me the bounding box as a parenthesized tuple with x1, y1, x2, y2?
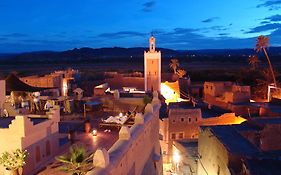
(0, 106, 61, 175)
(88, 101, 162, 175)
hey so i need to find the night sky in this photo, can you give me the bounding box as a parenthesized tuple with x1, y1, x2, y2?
(0, 0, 281, 52)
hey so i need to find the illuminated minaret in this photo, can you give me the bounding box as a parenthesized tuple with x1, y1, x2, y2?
(144, 35, 161, 92)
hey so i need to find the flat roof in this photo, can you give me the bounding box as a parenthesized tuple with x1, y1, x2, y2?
(168, 102, 231, 118)
(244, 158, 281, 174)
(209, 126, 260, 156)
(0, 117, 49, 128)
(0, 117, 14, 128)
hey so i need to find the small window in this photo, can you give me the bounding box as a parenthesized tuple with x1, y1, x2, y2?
(189, 118, 191, 123)
(155, 72, 156, 75)
(36, 146, 41, 163)
(152, 61, 154, 64)
(46, 140, 51, 156)
(195, 118, 198, 122)
(172, 119, 176, 123)
(171, 133, 176, 140)
(148, 72, 151, 75)
(181, 118, 184, 122)
(178, 133, 184, 139)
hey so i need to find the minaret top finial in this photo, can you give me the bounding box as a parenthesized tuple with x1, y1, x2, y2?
(149, 35, 155, 52)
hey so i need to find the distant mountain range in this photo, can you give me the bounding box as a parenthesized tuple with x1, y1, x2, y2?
(0, 46, 281, 63)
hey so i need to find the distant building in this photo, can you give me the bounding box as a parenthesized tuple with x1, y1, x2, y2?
(198, 118, 281, 175)
(203, 81, 253, 116)
(144, 36, 161, 92)
(20, 69, 78, 96)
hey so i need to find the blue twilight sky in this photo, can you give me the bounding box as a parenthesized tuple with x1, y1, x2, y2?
(0, 0, 281, 52)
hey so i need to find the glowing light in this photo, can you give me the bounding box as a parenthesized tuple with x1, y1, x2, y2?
(160, 82, 180, 104)
(119, 112, 123, 117)
(173, 151, 181, 164)
(62, 79, 68, 96)
(92, 129, 97, 136)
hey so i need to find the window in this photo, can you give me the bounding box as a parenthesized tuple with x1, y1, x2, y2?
(181, 118, 184, 122)
(195, 118, 198, 122)
(172, 119, 176, 123)
(46, 140, 51, 156)
(171, 133, 176, 140)
(155, 72, 156, 75)
(188, 118, 191, 123)
(36, 146, 41, 163)
(178, 133, 184, 139)
(152, 61, 154, 64)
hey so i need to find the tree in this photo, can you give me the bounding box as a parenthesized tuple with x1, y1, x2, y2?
(56, 145, 92, 175)
(169, 59, 179, 74)
(248, 55, 260, 70)
(176, 69, 187, 78)
(254, 68, 279, 99)
(255, 35, 277, 87)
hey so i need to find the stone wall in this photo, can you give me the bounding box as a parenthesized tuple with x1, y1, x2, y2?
(198, 128, 231, 175)
(20, 75, 62, 88)
(87, 100, 162, 175)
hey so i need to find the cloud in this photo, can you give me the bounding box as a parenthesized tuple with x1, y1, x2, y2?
(245, 23, 281, 33)
(152, 28, 256, 49)
(98, 31, 147, 38)
(218, 33, 230, 36)
(142, 1, 155, 12)
(2, 33, 28, 38)
(264, 14, 281, 22)
(209, 25, 228, 31)
(201, 17, 220, 23)
(257, 0, 281, 10)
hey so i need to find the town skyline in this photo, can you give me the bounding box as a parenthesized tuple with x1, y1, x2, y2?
(1, 0, 281, 52)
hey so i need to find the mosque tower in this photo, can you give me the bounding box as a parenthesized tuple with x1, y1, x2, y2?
(144, 35, 161, 92)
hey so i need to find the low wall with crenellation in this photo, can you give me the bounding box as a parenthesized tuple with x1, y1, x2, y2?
(87, 99, 162, 175)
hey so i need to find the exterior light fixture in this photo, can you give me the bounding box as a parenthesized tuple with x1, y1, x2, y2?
(92, 129, 97, 136)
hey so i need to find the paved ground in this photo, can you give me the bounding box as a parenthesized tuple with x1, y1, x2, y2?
(38, 112, 119, 175)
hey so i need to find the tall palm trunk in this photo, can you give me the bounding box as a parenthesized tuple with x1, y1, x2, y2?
(263, 48, 277, 87)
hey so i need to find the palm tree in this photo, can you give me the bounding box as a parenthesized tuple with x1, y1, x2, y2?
(255, 68, 279, 99)
(248, 55, 260, 70)
(56, 145, 92, 175)
(169, 59, 179, 74)
(176, 69, 187, 78)
(255, 35, 277, 87)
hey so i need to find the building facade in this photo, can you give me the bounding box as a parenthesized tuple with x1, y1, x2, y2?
(0, 80, 5, 116)
(160, 102, 246, 163)
(144, 36, 161, 92)
(0, 106, 67, 175)
(198, 118, 281, 175)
